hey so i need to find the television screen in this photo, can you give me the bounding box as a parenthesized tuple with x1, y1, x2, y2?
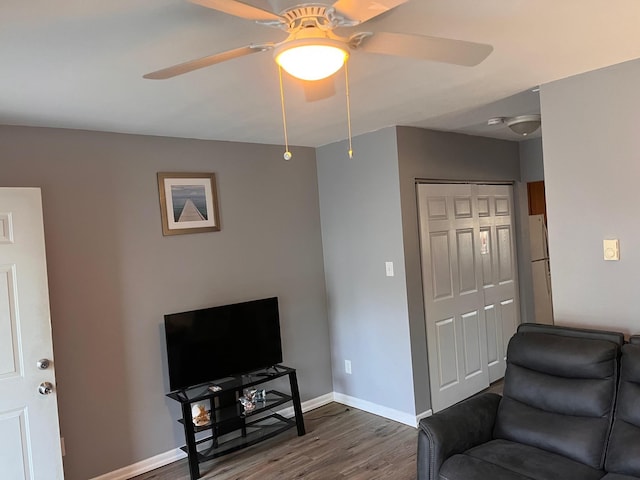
(164, 297, 283, 391)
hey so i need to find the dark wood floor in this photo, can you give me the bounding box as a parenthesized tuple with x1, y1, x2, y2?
(485, 378, 504, 396)
(132, 402, 418, 480)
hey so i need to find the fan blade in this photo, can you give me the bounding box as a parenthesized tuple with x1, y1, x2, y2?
(357, 32, 493, 66)
(303, 77, 337, 102)
(189, 0, 283, 23)
(143, 44, 274, 79)
(332, 0, 408, 24)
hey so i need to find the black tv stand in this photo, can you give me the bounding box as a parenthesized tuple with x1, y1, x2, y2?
(254, 365, 282, 376)
(167, 365, 305, 480)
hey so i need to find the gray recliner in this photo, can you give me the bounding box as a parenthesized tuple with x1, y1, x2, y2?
(418, 323, 628, 480)
(602, 336, 640, 480)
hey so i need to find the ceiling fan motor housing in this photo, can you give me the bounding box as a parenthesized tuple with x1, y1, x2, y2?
(281, 5, 330, 29)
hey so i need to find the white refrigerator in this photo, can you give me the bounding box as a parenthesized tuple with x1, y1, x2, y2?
(529, 214, 554, 325)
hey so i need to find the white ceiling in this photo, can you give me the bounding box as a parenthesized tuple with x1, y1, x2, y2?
(2, 0, 640, 147)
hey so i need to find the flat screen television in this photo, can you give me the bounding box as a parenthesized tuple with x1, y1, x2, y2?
(164, 297, 283, 391)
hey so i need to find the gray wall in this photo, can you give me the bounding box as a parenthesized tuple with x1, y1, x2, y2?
(540, 58, 640, 334)
(316, 127, 417, 417)
(316, 126, 522, 418)
(395, 126, 521, 413)
(0, 126, 333, 480)
(519, 138, 545, 183)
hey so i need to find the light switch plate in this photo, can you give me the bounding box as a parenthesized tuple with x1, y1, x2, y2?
(603, 239, 619, 261)
(385, 261, 394, 277)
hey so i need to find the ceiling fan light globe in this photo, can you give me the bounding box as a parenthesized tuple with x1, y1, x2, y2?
(275, 42, 348, 81)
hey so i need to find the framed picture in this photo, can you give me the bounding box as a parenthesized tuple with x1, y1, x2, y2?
(157, 172, 220, 236)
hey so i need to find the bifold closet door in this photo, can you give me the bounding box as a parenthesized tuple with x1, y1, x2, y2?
(417, 183, 519, 412)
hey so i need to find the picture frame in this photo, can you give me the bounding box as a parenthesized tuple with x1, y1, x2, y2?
(157, 172, 220, 236)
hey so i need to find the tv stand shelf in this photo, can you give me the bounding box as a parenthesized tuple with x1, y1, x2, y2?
(167, 365, 305, 480)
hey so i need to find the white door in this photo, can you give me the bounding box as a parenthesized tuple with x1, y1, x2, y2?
(0, 188, 64, 479)
(418, 183, 520, 412)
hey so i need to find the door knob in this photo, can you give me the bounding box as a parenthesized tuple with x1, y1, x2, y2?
(37, 359, 51, 370)
(38, 382, 54, 395)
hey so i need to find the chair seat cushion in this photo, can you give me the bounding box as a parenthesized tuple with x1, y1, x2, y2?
(439, 439, 605, 480)
(601, 474, 640, 480)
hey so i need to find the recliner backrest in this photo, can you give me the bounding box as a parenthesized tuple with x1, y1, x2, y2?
(605, 340, 640, 476)
(494, 323, 622, 469)
(517, 323, 625, 345)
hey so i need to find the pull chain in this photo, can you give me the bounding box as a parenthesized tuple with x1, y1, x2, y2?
(278, 66, 292, 160)
(345, 59, 353, 159)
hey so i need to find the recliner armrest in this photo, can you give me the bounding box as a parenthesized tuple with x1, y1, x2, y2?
(417, 392, 502, 480)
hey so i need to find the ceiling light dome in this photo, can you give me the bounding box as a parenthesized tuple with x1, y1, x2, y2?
(506, 115, 541, 136)
(274, 28, 348, 81)
(488, 114, 541, 136)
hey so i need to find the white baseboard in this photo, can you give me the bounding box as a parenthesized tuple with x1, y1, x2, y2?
(332, 392, 420, 427)
(89, 392, 335, 480)
(89, 448, 187, 480)
(416, 409, 433, 424)
(276, 392, 334, 418)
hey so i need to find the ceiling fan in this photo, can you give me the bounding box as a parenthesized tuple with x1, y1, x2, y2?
(143, 0, 493, 82)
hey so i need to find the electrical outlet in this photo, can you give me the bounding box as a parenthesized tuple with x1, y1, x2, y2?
(345, 359, 352, 374)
